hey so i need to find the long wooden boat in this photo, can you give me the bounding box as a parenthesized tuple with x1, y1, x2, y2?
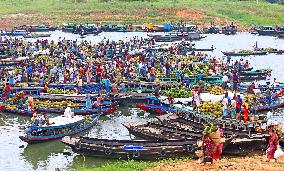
(124, 118, 267, 156)
(123, 122, 202, 141)
(0, 105, 116, 117)
(257, 100, 284, 111)
(62, 136, 198, 160)
(222, 51, 267, 56)
(36, 107, 116, 116)
(20, 114, 99, 143)
(135, 104, 175, 115)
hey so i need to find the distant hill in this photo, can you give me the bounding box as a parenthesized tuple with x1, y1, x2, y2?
(0, 0, 283, 29)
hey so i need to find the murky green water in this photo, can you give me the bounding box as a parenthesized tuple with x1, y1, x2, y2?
(0, 32, 284, 170)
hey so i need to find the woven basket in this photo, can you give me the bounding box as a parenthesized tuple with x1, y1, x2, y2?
(209, 130, 221, 145)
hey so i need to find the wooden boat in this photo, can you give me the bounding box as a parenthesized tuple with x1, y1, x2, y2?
(1, 108, 33, 117)
(278, 32, 284, 38)
(151, 32, 206, 42)
(15, 25, 57, 32)
(123, 122, 202, 141)
(255, 47, 284, 54)
(20, 114, 99, 143)
(0, 54, 10, 59)
(222, 51, 267, 56)
(222, 138, 267, 156)
(221, 25, 237, 35)
(239, 70, 271, 81)
(62, 136, 198, 160)
(23, 33, 51, 38)
(255, 26, 279, 36)
(36, 107, 116, 116)
(257, 100, 284, 111)
(124, 118, 267, 156)
(101, 24, 127, 32)
(62, 24, 77, 33)
(190, 47, 214, 52)
(203, 26, 220, 34)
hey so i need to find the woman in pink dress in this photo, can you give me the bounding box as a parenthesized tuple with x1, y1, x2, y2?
(266, 127, 278, 162)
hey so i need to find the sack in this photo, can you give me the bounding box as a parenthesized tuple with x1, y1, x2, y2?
(274, 146, 284, 159)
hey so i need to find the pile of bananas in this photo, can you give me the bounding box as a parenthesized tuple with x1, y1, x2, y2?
(210, 86, 224, 95)
(5, 104, 18, 111)
(34, 55, 52, 65)
(199, 101, 223, 117)
(34, 100, 80, 109)
(47, 88, 74, 94)
(164, 88, 192, 98)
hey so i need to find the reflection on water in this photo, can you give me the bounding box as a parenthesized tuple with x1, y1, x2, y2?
(0, 32, 284, 170)
(0, 107, 149, 171)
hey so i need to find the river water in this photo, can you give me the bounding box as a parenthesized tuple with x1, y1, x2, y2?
(0, 32, 284, 171)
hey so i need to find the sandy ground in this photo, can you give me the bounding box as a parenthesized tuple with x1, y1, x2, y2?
(144, 154, 284, 171)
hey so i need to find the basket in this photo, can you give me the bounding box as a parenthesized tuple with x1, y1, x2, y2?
(209, 130, 221, 145)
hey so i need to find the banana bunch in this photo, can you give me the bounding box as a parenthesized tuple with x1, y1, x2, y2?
(165, 88, 192, 98)
(34, 100, 80, 109)
(47, 88, 74, 94)
(34, 55, 52, 65)
(199, 101, 223, 117)
(210, 86, 224, 95)
(244, 94, 256, 105)
(5, 104, 18, 111)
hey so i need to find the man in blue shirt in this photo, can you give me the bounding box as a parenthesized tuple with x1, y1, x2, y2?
(27, 66, 33, 82)
(197, 73, 203, 81)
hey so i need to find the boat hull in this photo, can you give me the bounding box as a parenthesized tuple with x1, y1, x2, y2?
(19, 115, 99, 143)
(222, 51, 267, 56)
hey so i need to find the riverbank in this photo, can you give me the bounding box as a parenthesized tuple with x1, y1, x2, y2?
(0, 0, 284, 30)
(77, 154, 284, 171)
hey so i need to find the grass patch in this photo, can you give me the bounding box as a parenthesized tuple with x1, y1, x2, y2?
(76, 157, 193, 171)
(76, 160, 156, 171)
(0, 0, 283, 27)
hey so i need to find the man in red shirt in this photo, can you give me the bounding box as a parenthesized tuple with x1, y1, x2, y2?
(96, 65, 103, 83)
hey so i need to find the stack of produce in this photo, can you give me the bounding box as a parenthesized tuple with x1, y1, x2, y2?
(199, 101, 223, 117)
(133, 77, 140, 83)
(5, 104, 18, 111)
(239, 50, 253, 54)
(34, 55, 51, 65)
(210, 86, 224, 95)
(47, 88, 74, 94)
(34, 100, 80, 109)
(164, 88, 192, 98)
(182, 63, 211, 77)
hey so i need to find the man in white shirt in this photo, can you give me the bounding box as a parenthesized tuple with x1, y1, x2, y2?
(222, 74, 229, 90)
(266, 109, 273, 120)
(222, 97, 229, 118)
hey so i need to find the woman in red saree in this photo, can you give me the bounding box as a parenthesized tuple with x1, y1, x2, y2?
(243, 100, 249, 122)
(213, 128, 224, 160)
(202, 135, 216, 163)
(266, 127, 278, 161)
